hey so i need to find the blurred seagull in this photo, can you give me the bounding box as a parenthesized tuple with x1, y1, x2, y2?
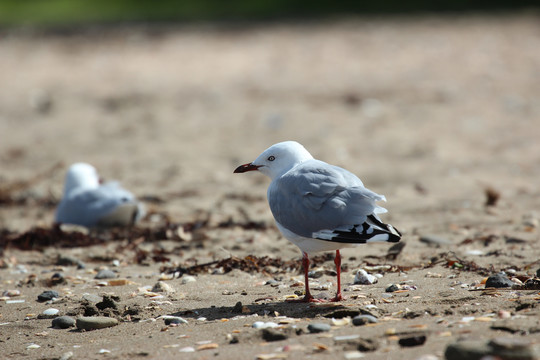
(55, 163, 145, 228)
(234, 141, 401, 302)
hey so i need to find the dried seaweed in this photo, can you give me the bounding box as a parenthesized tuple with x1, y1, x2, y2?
(161, 253, 336, 277)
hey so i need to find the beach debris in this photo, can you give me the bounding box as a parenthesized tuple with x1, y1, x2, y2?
(354, 269, 378, 285)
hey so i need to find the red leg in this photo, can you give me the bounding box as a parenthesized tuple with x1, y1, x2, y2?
(287, 252, 321, 303)
(331, 250, 343, 302)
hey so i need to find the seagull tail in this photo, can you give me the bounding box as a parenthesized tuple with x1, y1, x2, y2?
(313, 214, 402, 244)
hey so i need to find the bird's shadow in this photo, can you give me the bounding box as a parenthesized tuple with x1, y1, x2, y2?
(169, 300, 354, 321)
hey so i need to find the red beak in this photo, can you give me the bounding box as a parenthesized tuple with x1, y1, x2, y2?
(234, 163, 261, 173)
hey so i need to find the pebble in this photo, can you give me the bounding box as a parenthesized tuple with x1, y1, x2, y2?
(354, 269, 378, 285)
(385, 284, 400, 292)
(163, 316, 188, 326)
(95, 269, 117, 279)
(307, 323, 331, 333)
(37, 290, 59, 302)
(445, 337, 539, 360)
(181, 275, 197, 284)
(152, 281, 175, 293)
(261, 328, 289, 342)
(27, 343, 40, 349)
(485, 273, 515, 288)
(76, 316, 119, 330)
(252, 321, 279, 329)
(536, 268, 540, 278)
(398, 335, 427, 347)
(52, 316, 76, 329)
(38, 308, 60, 319)
(179, 347, 195, 352)
(419, 235, 452, 247)
(59, 351, 74, 360)
(82, 294, 102, 303)
(352, 315, 378, 326)
(57, 255, 85, 268)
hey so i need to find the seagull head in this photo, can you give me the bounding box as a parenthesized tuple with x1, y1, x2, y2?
(234, 141, 313, 180)
(63, 162, 100, 194)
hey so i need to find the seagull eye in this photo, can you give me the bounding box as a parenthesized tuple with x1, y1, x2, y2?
(267, 156, 275, 161)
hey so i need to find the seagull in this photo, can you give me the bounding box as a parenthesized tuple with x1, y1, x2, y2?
(234, 141, 401, 302)
(55, 163, 145, 228)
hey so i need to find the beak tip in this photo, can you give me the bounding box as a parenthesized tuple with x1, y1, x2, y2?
(234, 163, 260, 173)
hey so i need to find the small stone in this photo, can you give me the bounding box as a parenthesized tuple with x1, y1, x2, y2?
(253, 321, 278, 329)
(419, 235, 452, 247)
(308, 269, 324, 278)
(445, 337, 539, 360)
(152, 281, 175, 293)
(37, 290, 59, 302)
(76, 316, 118, 330)
(82, 294, 102, 303)
(354, 269, 378, 285)
(398, 335, 427, 347)
(95, 269, 117, 279)
(307, 323, 331, 333)
(59, 351, 74, 360)
(179, 347, 195, 352)
(163, 316, 188, 326)
(27, 343, 41, 349)
(38, 308, 60, 319)
(261, 328, 289, 342)
(536, 268, 540, 278)
(181, 275, 197, 284)
(485, 273, 514, 288)
(52, 316, 76, 329)
(385, 284, 400, 292)
(352, 315, 378, 326)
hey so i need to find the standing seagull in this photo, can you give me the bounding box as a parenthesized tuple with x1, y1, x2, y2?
(55, 163, 145, 228)
(234, 141, 401, 302)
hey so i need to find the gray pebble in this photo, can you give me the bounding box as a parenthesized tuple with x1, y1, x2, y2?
(76, 316, 118, 330)
(37, 290, 59, 302)
(52, 316, 76, 329)
(352, 315, 378, 326)
(82, 294, 102, 303)
(95, 269, 117, 279)
(307, 323, 331, 333)
(57, 255, 85, 269)
(163, 316, 188, 325)
(419, 235, 452, 247)
(385, 284, 400, 292)
(485, 273, 514, 288)
(262, 328, 289, 342)
(59, 351, 74, 360)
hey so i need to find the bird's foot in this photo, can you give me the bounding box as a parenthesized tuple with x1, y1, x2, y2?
(330, 293, 344, 302)
(286, 294, 323, 303)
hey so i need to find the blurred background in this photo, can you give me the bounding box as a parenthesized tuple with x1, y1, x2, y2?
(1, 1, 539, 233)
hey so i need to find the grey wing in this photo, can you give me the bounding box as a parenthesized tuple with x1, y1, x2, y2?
(268, 160, 387, 240)
(56, 182, 137, 227)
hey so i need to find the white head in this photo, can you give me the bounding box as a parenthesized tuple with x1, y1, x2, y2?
(234, 141, 313, 180)
(63, 162, 100, 194)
